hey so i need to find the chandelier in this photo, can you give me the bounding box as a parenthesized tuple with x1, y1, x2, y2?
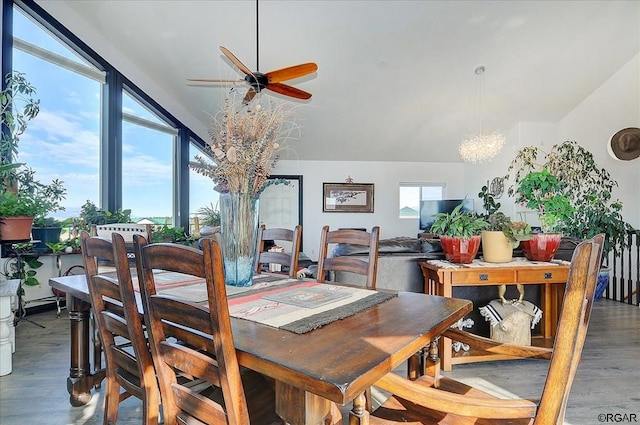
(459, 65, 505, 163)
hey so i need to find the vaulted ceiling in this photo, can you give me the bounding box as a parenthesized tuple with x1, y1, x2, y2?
(37, 0, 640, 163)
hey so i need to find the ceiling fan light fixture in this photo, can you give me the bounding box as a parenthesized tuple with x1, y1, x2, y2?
(459, 65, 504, 164)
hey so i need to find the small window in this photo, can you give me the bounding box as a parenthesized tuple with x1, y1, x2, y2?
(399, 183, 445, 219)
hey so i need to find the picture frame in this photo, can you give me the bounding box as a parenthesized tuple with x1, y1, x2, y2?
(322, 183, 374, 213)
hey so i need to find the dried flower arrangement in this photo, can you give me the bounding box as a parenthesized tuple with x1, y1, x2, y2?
(190, 88, 297, 196)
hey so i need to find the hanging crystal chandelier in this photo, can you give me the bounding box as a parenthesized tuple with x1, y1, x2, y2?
(459, 66, 505, 164)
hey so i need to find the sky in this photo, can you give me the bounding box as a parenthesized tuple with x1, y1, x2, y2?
(12, 9, 218, 221)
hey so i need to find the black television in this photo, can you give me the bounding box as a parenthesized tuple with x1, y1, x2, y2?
(419, 199, 474, 231)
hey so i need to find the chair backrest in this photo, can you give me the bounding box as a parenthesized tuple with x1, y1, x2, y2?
(254, 224, 302, 278)
(316, 225, 380, 290)
(133, 235, 252, 425)
(91, 223, 152, 243)
(534, 233, 604, 424)
(79, 231, 159, 421)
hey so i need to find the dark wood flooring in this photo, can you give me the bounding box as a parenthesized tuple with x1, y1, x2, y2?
(0, 299, 638, 424)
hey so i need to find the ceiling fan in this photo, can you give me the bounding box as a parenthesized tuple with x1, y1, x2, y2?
(188, 46, 317, 103)
(187, 1, 317, 103)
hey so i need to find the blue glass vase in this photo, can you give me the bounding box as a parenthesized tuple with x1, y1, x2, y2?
(219, 192, 260, 286)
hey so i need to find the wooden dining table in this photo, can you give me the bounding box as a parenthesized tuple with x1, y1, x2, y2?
(50, 273, 472, 425)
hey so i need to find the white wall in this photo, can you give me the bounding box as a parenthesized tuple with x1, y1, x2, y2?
(272, 160, 465, 260)
(557, 53, 640, 229)
(274, 53, 640, 261)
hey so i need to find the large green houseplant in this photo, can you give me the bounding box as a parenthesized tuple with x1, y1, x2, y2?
(506, 140, 633, 260)
(430, 202, 488, 264)
(512, 169, 573, 234)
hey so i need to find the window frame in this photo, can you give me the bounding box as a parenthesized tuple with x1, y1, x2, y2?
(3, 0, 208, 230)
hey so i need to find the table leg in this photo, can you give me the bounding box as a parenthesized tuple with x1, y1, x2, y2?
(65, 294, 104, 406)
(425, 337, 441, 387)
(542, 283, 552, 339)
(349, 392, 370, 425)
(276, 380, 332, 425)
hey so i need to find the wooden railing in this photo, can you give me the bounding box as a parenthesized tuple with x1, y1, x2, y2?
(606, 230, 639, 306)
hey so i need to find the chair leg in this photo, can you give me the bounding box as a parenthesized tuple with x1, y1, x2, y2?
(92, 313, 103, 387)
(142, 386, 161, 425)
(103, 375, 120, 425)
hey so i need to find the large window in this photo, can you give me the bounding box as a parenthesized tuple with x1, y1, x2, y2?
(12, 6, 102, 220)
(399, 183, 445, 219)
(189, 142, 219, 220)
(121, 91, 176, 222)
(4, 0, 208, 230)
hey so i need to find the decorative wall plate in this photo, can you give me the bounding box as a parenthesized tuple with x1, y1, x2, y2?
(489, 176, 504, 198)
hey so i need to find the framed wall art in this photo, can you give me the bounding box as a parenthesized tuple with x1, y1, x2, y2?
(322, 183, 374, 213)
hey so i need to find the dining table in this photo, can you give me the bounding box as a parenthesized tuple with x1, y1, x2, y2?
(50, 272, 472, 425)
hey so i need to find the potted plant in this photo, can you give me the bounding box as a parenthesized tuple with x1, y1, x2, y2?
(196, 202, 221, 238)
(0, 166, 66, 241)
(78, 200, 132, 229)
(152, 225, 194, 245)
(510, 169, 573, 261)
(507, 141, 633, 268)
(0, 72, 41, 241)
(32, 217, 64, 253)
(16, 167, 66, 250)
(478, 184, 531, 263)
(429, 202, 488, 264)
(0, 191, 38, 240)
(483, 213, 532, 263)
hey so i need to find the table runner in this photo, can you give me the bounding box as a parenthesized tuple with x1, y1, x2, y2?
(427, 257, 570, 269)
(227, 281, 396, 333)
(158, 276, 396, 334)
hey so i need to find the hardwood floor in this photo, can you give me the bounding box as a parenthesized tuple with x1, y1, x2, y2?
(0, 299, 638, 424)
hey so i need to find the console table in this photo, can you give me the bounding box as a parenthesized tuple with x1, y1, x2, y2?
(419, 258, 570, 370)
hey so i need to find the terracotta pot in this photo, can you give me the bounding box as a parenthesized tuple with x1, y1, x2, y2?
(440, 235, 481, 264)
(0, 216, 34, 242)
(520, 233, 562, 262)
(481, 230, 513, 263)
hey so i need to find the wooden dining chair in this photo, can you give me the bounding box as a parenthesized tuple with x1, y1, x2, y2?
(132, 235, 283, 425)
(316, 225, 380, 289)
(80, 231, 160, 425)
(368, 234, 604, 425)
(254, 224, 302, 278)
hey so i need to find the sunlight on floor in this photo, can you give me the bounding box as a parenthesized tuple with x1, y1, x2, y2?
(73, 393, 99, 425)
(453, 377, 521, 399)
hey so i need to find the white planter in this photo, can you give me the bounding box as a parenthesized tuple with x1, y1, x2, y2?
(481, 231, 513, 263)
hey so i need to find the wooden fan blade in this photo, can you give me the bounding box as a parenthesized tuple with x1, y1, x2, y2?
(266, 83, 312, 100)
(219, 46, 254, 76)
(186, 78, 244, 84)
(266, 63, 318, 83)
(243, 88, 258, 104)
